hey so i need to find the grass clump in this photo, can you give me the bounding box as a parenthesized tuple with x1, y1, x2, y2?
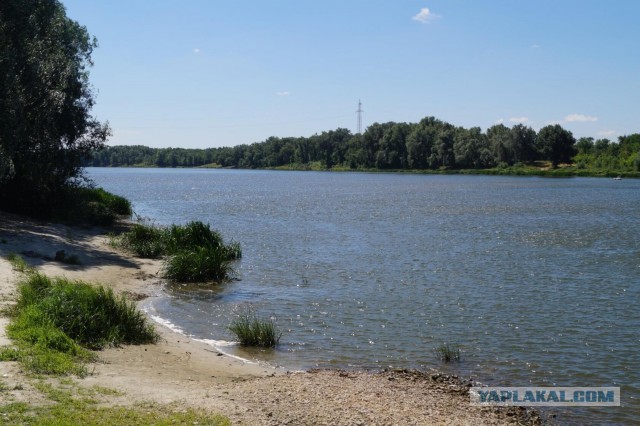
(6, 253, 33, 273)
(165, 221, 226, 254)
(73, 187, 133, 226)
(6, 273, 158, 375)
(163, 246, 232, 283)
(434, 343, 461, 363)
(228, 307, 281, 348)
(114, 220, 241, 283)
(116, 221, 167, 258)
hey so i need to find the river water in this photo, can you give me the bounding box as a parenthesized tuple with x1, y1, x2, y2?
(88, 168, 639, 424)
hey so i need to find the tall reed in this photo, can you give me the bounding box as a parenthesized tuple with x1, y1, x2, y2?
(228, 307, 281, 348)
(434, 343, 461, 363)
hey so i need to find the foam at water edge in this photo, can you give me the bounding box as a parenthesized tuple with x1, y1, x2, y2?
(194, 338, 259, 364)
(143, 307, 260, 366)
(149, 314, 185, 335)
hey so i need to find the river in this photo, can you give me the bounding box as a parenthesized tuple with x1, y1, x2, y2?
(88, 168, 639, 424)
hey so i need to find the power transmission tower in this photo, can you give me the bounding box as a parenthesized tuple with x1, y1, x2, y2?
(356, 100, 363, 134)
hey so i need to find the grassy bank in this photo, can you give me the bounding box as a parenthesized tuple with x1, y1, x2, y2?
(0, 260, 230, 424)
(0, 186, 132, 227)
(1, 271, 158, 376)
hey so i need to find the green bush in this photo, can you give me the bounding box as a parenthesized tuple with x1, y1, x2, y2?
(228, 307, 281, 348)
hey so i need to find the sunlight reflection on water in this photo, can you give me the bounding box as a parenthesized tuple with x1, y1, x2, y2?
(90, 168, 640, 424)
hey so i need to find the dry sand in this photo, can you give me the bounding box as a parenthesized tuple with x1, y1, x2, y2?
(0, 212, 542, 425)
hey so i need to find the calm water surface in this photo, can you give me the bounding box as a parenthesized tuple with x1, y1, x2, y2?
(88, 168, 639, 424)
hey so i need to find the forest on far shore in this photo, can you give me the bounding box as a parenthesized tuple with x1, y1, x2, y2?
(87, 117, 640, 177)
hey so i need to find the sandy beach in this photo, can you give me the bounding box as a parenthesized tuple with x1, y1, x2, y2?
(0, 211, 542, 425)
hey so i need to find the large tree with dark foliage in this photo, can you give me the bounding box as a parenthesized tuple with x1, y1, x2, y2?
(0, 0, 109, 213)
(536, 124, 576, 168)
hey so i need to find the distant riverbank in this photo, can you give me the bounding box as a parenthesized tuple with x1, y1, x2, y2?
(270, 162, 640, 178)
(88, 162, 640, 179)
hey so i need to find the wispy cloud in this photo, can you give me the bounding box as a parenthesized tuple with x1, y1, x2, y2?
(509, 117, 529, 124)
(495, 118, 505, 125)
(412, 7, 441, 24)
(531, 44, 541, 49)
(276, 91, 290, 97)
(597, 130, 617, 137)
(193, 48, 201, 54)
(564, 113, 598, 123)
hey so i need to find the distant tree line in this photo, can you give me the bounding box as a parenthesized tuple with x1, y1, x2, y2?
(87, 118, 640, 173)
(574, 133, 640, 172)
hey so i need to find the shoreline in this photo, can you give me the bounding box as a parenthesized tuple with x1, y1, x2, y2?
(0, 211, 544, 424)
(86, 164, 640, 179)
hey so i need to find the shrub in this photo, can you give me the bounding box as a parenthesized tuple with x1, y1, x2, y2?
(434, 343, 461, 363)
(228, 307, 281, 348)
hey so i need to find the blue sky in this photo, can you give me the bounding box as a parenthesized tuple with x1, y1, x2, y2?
(64, 0, 640, 149)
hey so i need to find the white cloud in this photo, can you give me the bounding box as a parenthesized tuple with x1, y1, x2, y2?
(193, 48, 201, 54)
(509, 117, 529, 123)
(495, 118, 505, 124)
(412, 7, 441, 24)
(531, 44, 541, 49)
(564, 113, 598, 123)
(276, 91, 290, 96)
(597, 130, 617, 137)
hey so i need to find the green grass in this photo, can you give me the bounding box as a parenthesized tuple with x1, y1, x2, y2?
(163, 246, 232, 283)
(6, 253, 32, 273)
(164, 221, 226, 254)
(115, 221, 167, 258)
(0, 383, 230, 425)
(69, 187, 133, 226)
(5, 273, 158, 375)
(114, 220, 241, 283)
(434, 343, 461, 363)
(228, 307, 281, 348)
